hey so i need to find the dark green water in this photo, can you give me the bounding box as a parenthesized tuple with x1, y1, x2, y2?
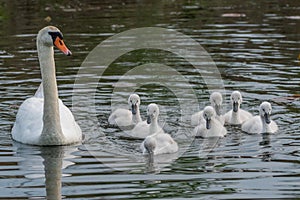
(0, 1, 299, 199)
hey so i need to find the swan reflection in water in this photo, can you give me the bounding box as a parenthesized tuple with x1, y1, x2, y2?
(14, 142, 78, 199)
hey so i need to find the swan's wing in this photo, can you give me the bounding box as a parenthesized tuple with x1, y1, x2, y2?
(240, 109, 253, 122)
(108, 108, 132, 126)
(191, 111, 204, 126)
(270, 120, 278, 133)
(154, 134, 178, 155)
(241, 116, 262, 134)
(11, 97, 44, 144)
(129, 121, 150, 139)
(224, 110, 232, 123)
(58, 99, 82, 143)
(193, 124, 207, 138)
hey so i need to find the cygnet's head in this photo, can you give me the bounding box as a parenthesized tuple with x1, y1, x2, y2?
(146, 103, 159, 124)
(128, 94, 140, 115)
(259, 101, 272, 124)
(210, 92, 223, 115)
(37, 26, 71, 55)
(203, 106, 216, 129)
(231, 91, 242, 112)
(144, 136, 156, 155)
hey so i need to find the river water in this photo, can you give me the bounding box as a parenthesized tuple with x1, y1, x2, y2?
(0, 1, 299, 199)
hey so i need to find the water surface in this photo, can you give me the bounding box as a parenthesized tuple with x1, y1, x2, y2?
(0, 1, 299, 199)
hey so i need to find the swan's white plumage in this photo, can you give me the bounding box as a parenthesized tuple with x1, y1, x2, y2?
(129, 121, 150, 139)
(108, 94, 142, 127)
(12, 97, 82, 145)
(108, 109, 132, 127)
(129, 102, 162, 139)
(141, 132, 178, 155)
(224, 91, 252, 125)
(11, 26, 82, 146)
(191, 92, 225, 126)
(193, 106, 227, 138)
(140, 103, 178, 155)
(242, 101, 278, 134)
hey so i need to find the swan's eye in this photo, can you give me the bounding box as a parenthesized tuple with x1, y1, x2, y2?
(48, 31, 63, 42)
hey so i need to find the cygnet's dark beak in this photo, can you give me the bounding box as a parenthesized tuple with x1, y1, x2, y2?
(264, 113, 271, 124)
(206, 118, 211, 129)
(131, 104, 137, 115)
(147, 115, 151, 124)
(233, 101, 239, 112)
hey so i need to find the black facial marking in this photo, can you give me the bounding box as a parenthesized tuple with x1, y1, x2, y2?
(48, 31, 63, 43)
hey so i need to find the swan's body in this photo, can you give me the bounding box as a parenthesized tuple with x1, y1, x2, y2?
(242, 102, 278, 134)
(108, 94, 142, 127)
(193, 106, 227, 138)
(12, 26, 82, 146)
(129, 102, 162, 139)
(191, 92, 225, 126)
(224, 91, 252, 125)
(141, 103, 178, 155)
(128, 120, 151, 139)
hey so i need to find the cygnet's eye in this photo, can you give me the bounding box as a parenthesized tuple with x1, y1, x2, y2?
(262, 108, 265, 112)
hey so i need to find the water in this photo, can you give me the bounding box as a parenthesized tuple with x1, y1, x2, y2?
(0, 1, 299, 199)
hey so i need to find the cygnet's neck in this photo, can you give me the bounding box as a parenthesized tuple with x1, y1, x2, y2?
(132, 105, 142, 124)
(38, 42, 65, 145)
(149, 116, 159, 134)
(231, 109, 241, 124)
(261, 116, 271, 133)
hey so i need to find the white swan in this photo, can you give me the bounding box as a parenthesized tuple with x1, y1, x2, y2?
(191, 92, 225, 126)
(108, 94, 142, 127)
(193, 106, 227, 138)
(242, 101, 278, 134)
(129, 102, 164, 139)
(11, 26, 82, 146)
(224, 91, 252, 125)
(141, 103, 178, 155)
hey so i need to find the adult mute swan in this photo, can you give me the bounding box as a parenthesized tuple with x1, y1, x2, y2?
(141, 103, 178, 155)
(191, 92, 225, 126)
(11, 26, 82, 146)
(242, 101, 278, 134)
(224, 91, 252, 125)
(193, 106, 227, 138)
(108, 94, 142, 127)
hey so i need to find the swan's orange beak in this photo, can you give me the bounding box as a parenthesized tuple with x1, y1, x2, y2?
(54, 37, 72, 56)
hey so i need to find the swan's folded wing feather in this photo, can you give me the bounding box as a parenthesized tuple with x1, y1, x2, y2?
(12, 97, 44, 144)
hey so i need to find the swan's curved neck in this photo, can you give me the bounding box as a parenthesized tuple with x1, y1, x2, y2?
(231, 110, 241, 124)
(38, 43, 65, 145)
(132, 106, 142, 124)
(149, 117, 159, 134)
(261, 116, 271, 133)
